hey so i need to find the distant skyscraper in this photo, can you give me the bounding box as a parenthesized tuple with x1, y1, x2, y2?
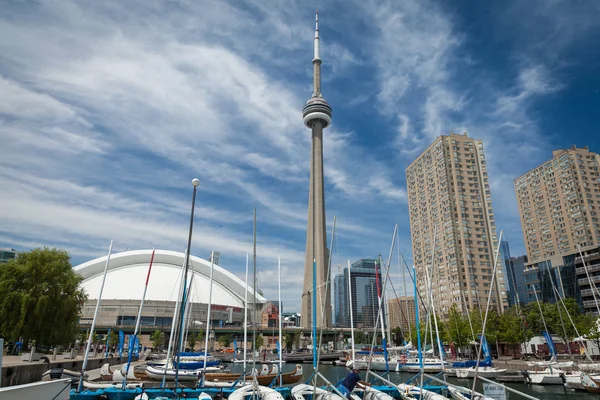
(499, 241, 515, 306)
(209, 251, 220, 266)
(339, 259, 384, 328)
(514, 145, 600, 312)
(333, 274, 346, 326)
(406, 132, 508, 317)
(508, 255, 527, 305)
(301, 11, 333, 329)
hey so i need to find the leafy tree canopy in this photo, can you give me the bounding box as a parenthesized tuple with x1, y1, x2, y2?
(108, 330, 119, 347)
(218, 333, 232, 348)
(254, 334, 264, 350)
(0, 247, 87, 347)
(150, 330, 165, 350)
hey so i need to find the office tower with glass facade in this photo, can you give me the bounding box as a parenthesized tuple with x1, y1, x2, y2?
(515, 145, 600, 312)
(333, 274, 346, 326)
(508, 255, 527, 306)
(499, 241, 517, 306)
(406, 132, 508, 317)
(334, 258, 387, 328)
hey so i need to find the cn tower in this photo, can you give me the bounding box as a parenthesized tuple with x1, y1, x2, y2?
(301, 11, 332, 329)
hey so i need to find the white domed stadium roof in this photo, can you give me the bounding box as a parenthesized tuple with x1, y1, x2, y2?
(74, 249, 266, 307)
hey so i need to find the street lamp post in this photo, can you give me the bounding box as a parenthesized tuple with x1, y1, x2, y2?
(174, 178, 200, 387)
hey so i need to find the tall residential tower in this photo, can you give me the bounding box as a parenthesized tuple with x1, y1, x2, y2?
(514, 146, 600, 311)
(406, 133, 507, 317)
(301, 11, 332, 328)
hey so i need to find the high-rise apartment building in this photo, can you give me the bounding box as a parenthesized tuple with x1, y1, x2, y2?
(515, 146, 600, 263)
(406, 132, 507, 317)
(387, 296, 416, 336)
(515, 145, 600, 312)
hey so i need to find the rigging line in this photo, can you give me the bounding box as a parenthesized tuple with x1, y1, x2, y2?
(386, 266, 410, 339)
(315, 216, 336, 373)
(550, 282, 593, 362)
(420, 225, 440, 392)
(365, 225, 398, 380)
(401, 254, 430, 315)
(471, 230, 504, 394)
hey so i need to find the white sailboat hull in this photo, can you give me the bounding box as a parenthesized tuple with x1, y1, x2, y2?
(454, 367, 507, 379)
(145, 365, 200, 381)
(0, 379, 71, 400)
(354, 359, 390, 371)
(292, 384, 346, 400)
(525, 368, 565, 385)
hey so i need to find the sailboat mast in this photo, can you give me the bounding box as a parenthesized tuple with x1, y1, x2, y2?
(123, 248, 156, 387)
(471, 230, 504, 394)
(347, 260, 356, 362)
(252, 209, 257, 373)
(413, 265, 423, 370)
(375, 257, 389, 374)
(243, 254, 249, 372)
(161, 252, 187, 389)
(400, 252, 412, 340)
(202, 252, 215, 379)
(78, 240, 113, 393)
(278, 256, 283, 386)
(180, 274, 195, 355)
(174, 178, 200, 387)
(427, 228, 445, 372)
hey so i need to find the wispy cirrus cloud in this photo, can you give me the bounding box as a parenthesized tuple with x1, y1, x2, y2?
(1, 0, 598, 311)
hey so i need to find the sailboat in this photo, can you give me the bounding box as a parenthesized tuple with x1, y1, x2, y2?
(449, 336, 506, 379)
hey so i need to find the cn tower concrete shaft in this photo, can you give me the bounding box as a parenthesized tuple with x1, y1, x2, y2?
(301, 11, 332, 329)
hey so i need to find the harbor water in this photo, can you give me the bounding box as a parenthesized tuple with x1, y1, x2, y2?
(228, 363, 595, 400)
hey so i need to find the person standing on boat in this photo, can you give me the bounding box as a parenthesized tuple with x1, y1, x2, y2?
(338, 362, 370, 399)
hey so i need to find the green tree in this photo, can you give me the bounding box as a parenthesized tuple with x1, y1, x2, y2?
(188, 331, 199, 350)
(108, 330, 119, 347)
(218, 333, 232, 348)
(446, 304, 472, 352)
(353, 331, 365, 345)
(150, 330, 165, 350)
(0, 248, 87, 347)
(584, 320, 600, 356)
(254, 334, 264, 350)
(284, 333, 296, 351)
(498, 306, 529, 357)
(391, 327, 404, 346)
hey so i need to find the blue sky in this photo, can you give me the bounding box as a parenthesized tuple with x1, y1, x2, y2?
(1, 1, 599, 312)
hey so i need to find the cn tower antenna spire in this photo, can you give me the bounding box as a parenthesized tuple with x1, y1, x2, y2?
(312, 10, 322, 97)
